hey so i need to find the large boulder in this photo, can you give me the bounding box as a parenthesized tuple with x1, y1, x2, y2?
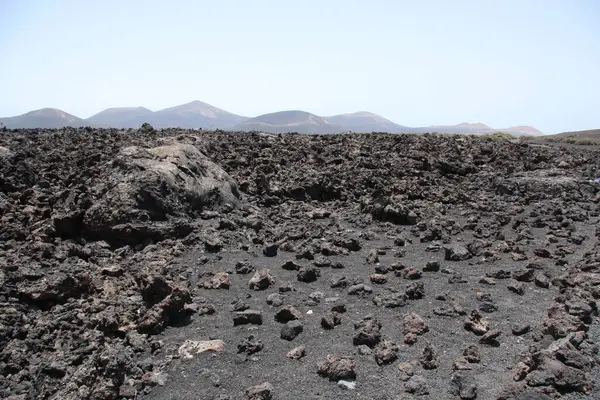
(83, 142, 240, 244)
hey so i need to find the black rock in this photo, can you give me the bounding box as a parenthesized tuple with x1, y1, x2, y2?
(236, 261, 255, 274)
(246, 382, 274, 400)
(313, 256, 332, 267)
(297, 267, 320, 283)
(406, 281, 425, 300)
(281, 260, 301, 271)
(353, 317, 382, 347)
(512, 269, 534, 282)
(234, 310, 263, 326)
(263, 243, 278, 257)
(321, 313, 342, 330)
(451, 373, 478, 399)
(444, 244, 472, 261)
(237, 335, 264, 355)
(463, 345, 481, 363)
(274, 306, 302, 323)
(280, 320, 303, 341)
(423, 261, 440, 272)
(404, 375, 429, 395)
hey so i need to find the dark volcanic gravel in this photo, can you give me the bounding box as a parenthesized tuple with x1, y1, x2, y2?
(0, 128, 599, 399)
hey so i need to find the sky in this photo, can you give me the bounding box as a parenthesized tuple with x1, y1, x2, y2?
(0, 0, 599, 134)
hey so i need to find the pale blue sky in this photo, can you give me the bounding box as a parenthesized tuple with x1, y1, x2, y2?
(1, 0, 598, 133)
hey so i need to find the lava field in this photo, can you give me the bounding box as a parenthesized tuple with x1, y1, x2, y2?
(0, 128, 599, 400)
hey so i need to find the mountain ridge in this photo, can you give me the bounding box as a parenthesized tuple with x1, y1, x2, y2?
(0, 108, 88, 129)
(0, 102, 543, 135)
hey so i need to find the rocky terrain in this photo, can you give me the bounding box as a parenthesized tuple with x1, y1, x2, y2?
(0, 127, 599, 400)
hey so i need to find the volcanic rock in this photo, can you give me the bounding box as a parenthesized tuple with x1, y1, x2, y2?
(248, 269, 275, 290)
(317, 355, 357, 381)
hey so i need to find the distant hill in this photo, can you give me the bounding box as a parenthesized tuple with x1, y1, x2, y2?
(233, 110, 344, 134)
(324, 111, 410, 133)
(410, 123, 542, 136)
(422, 122, 494, 134)
(83, 101, 248, 129)
(0, 108, 89, 129)
(145, 100, 248, 129)
(500, 126, 543, 136)
(520, 128, 600, 146)
(86, 106, 154, 128)
(549, 129, 600, 139)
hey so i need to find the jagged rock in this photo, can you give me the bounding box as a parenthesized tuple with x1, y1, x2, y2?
(402, 268, 423, 280)
(464, 310, 489, 335)
(353, 317, 382, 347)
(266, 293, 284, 307)
(535, 274, 550, 288)
(512, 269, 534, 282)
(420, 342, 439, 369)
(403, 312, 429, 336)
(249, 269, 275, 290)
(479, 329, 502, 345)
(375, 340, 399, 365)
(370, 273, 388, 284)
(246, 382, 273, 400)
(348, 283, 373, 295)
(199, 272, 230, 289)
(263, 243, 278, 257)
(366, 249, 379, 264)
(233, 310, 263, 326)
(423, 260, 440, 272)
(287, 346, 306, 360)
(137, 287, 191, 334)
(83, 143, 240, 245)
(236, 261, 255, 274)
(237, 335, 264, 355)
(397, 362, 414, 381)
(281, 260, 302, 271)
(373, 291, 407, 308)
(275, 306, 302, 323)
(280, 320, 303, 340)
(444, 244, 472, 261)
(507, 280, 525, 295)
(317, 355, 357, 381)
(321, 312, 342, 330)
(404, 375, 430, 395)
(433, 302, 466, 317)
(406, 281, 425, 299)
(451, 373, 478, 399)
(463, 345, 481, 363)
(297, 267, 320, 282)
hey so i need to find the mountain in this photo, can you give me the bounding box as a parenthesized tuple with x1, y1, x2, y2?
(549, 129, 600, 139)
(415, 122, 494, 134)
(0, 103, 544, 135)
(324, 111, 410, 133)
(86, 106, 154, 128)
(233, 110, 344, 134)
(410, 122, 542, 136)
(146, 100, 248, 129)
(0, 108, 89, 129)
(498, 126, 543, 136)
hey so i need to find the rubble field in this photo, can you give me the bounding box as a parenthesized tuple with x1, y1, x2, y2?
(0, 128, 599, 399)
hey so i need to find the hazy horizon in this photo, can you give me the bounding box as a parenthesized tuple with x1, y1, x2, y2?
(1, 0, 599, 134)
